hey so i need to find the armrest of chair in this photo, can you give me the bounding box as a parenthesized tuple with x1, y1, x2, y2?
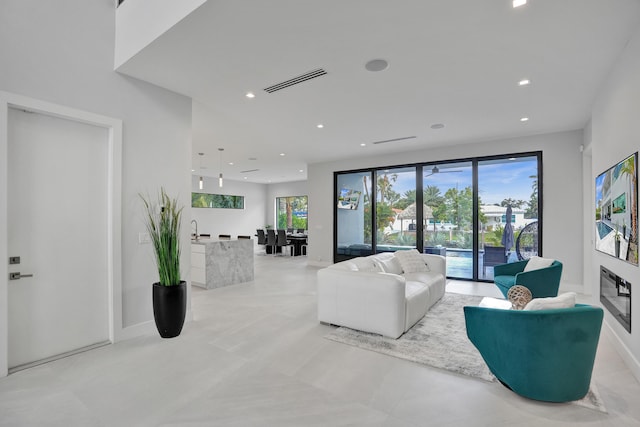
(317, 268, 407, 338)
(420, 254, 446, 277)
(513, 261, 563, 298)
(493, 259, 528, 276)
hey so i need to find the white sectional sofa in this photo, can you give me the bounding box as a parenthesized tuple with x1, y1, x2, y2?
(317, 251, 446, 339)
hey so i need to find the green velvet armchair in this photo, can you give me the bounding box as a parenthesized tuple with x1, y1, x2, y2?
(493, 259, 562, 298)
(464, 304, 603, 402)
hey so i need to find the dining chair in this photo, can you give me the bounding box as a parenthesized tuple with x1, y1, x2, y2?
(237, 235, 251, 239)
(276, 229, 293, 256)
(218, 234, 231, 240)
(296, 228, 305, 234)
(286, 228, 294, 234)
(266, 229, 277, 254)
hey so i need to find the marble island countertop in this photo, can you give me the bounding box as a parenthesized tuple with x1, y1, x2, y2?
(190, 238, 254, 289)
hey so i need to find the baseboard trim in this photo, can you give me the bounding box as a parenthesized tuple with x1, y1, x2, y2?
(602, 320, 640, 384)
(559, 282, 588, 295)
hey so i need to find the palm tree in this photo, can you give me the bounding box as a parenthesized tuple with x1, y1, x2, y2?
(619, 155, 637, 251)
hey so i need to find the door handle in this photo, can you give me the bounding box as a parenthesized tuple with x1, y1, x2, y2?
(9, 272, 33, 280)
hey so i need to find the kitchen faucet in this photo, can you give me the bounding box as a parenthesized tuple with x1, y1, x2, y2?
(191, 219, 198, 240)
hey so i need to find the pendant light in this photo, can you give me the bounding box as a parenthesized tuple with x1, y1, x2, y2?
(218, 148, 224, 188)
(198, 152, 204, 189)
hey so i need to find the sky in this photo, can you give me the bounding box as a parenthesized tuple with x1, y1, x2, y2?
(385, 158, 538, 206)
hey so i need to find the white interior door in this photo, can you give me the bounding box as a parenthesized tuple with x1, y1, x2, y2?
(7, 108, 110, 370)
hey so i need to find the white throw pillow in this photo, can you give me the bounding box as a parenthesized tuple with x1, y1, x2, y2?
(523, 292, 576, 311)
(352, 257, 383, 272)
(523, 256, 555, 272)
(394, 249, 430, 273)
(373, 254, 403, 275)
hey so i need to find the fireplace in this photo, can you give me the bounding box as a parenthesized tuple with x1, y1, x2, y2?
(600, 266, 631, 333)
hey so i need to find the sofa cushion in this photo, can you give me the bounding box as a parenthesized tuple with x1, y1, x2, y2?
(372, 253, 403, 275)
(523, 256, 555, 272)
(394, 249, 430, 273)
(404, 271, 442, 288)
(523, 292, 576, 311)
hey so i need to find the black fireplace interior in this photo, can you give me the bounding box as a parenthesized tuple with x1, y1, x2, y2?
(600, 265, 631, 333)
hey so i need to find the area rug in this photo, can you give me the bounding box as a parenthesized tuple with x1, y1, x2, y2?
(324, 292, 606, 413)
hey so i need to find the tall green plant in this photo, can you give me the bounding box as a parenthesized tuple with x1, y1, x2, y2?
(140, 188, 183, 286)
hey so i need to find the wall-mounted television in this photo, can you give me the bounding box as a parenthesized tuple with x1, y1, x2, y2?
(595, 152, 638, 265)
(337, 187, 361, 210)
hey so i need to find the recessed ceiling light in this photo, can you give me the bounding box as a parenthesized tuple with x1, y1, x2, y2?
(513, 0, 527, 8)
(228, 162, 234, 165)
(245, 92, 255, 98)
(299, 169, 304, 173)
(430, 123, 445, 130)
(365, 59, 389, 72)
(518, 79, 530, 86)
(249, 157, 257, 161)
(509, 157, 517, 161)
(243, 177, 248, 180)
(279, 153, 285, 156)
(360, 143, 366, 147)
(191, 169, 195, 172)
(520, 117, 529, 122)
(317, 124, 324, 129)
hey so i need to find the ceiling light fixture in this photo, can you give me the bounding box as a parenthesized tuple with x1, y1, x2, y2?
(520, 117, 529, 122)
(198, 152, 204, 190)
(299, 169, 304, 173)
(317, 124, 324, 129)
(513, 0, 527, 8)
(218, 148, 224, 187)
(360, 143, 366, 147)
(430, 123, 445, 130)
(518, 79, 530, 86)
(279, 153, 285, 156)
(245, 92, 255, 98)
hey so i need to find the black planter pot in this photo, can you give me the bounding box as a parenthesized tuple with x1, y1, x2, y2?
(152, 281, 187, 338)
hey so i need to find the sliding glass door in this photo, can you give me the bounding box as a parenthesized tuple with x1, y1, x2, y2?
(477, 156, 540, 280)
(334, 152, 542, 281)
(422, 162, 473, 278)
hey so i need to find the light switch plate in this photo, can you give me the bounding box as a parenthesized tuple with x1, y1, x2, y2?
(138, 232, 151, 244)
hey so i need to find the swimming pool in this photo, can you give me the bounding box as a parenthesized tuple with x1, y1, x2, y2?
(596, 221, 613, 239)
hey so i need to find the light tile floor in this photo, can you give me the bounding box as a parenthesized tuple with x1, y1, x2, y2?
(1, 255, 639, 426)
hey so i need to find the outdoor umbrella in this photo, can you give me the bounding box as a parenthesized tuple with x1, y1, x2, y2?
(501, 205, 515, 254)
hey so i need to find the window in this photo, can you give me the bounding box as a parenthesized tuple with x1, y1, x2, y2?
(192, 192, 244, 209)
(276, 196, 308, 230)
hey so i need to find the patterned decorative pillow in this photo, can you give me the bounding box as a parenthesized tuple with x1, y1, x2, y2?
(393, 249, 430, 273)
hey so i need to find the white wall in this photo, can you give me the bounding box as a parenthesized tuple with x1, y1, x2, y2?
(308, 130, 585, 289)
(191, 176, 267, 241)
(0, 1, 192, 334)
(590, 23, 640, 379)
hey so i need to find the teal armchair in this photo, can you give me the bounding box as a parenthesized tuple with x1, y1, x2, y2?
(493, 259, 562, 298)
(464, 304, 603, 402)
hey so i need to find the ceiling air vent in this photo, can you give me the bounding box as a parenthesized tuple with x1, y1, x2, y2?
(240, 169, 260, 173)
(371, 136, 417, 145)
(264, 68, 327, 93)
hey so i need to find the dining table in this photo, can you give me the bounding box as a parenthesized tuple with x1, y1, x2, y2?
(287, 233, 308, 256)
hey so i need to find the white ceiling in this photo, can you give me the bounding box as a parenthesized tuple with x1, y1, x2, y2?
(117, 0, 640, 184)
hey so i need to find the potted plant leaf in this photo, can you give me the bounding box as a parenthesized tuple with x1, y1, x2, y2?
(140, 188, 186, 338)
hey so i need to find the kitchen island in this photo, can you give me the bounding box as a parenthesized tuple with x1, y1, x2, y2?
(191, 238, 254, 289)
